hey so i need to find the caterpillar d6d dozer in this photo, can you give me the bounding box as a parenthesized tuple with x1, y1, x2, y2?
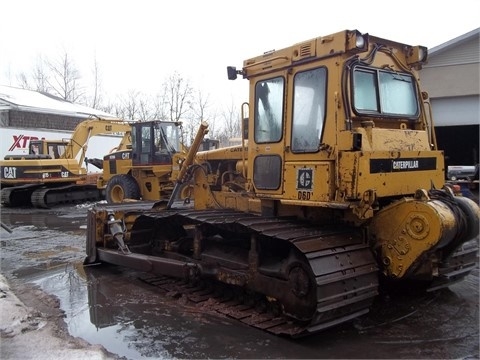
(84, 30, 480, 337)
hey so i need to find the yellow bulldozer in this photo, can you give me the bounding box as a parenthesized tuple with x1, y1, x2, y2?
(84, 30, 479, 337)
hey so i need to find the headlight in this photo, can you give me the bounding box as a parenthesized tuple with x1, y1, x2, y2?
(346, 30, 369, 52)
(356, 35, 366, 49)
(406, 46, 428, 66)
(418, 46, 428, 62)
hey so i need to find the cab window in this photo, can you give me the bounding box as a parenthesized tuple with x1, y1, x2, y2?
(352, 66, 418, 117)
(291, 67, 327, 153)
(254, 77, 284, 143)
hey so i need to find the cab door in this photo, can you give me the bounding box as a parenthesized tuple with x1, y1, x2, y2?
(283, 66, 333, 203)
(132, 122, 154, 165)
(249, 74, 287, 197)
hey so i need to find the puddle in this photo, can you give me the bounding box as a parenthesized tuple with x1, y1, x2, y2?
(27, 261, 479, 360)
(33, 263, 290, 359)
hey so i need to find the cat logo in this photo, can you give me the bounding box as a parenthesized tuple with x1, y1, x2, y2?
(297, 168, 313, 190)
(3, 167, 17, 179)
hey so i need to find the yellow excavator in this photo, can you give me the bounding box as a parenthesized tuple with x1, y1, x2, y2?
(84, 30, 479, 337)
(0, 117, 132, 208)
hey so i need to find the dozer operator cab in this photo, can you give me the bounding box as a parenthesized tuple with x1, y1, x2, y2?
(224, 30, 436, 209)
(200, 138, 220, 151)
(131, 121, 182, 166)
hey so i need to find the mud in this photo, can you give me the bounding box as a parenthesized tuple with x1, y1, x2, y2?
(0, 202, 478, 359)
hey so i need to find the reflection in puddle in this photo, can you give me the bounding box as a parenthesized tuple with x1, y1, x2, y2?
(34, 263, 283, 359)
(23, 261, 480, 360)
(35, 264, 173, 359)
(0, 203, 94, 233)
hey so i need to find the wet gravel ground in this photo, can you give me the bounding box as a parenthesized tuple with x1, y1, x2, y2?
(0, 202, 479, 359)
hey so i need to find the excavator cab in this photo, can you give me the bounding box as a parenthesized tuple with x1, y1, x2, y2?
(30, 139, 67, 159)
(3, 139, 68, 161)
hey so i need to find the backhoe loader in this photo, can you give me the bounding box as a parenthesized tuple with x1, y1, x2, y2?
(99, 120, 211, 204)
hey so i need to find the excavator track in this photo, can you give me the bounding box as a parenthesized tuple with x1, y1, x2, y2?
(1, 184, 43, 207)
(90, 208, 379, 337)
(31, 184, 103, 208)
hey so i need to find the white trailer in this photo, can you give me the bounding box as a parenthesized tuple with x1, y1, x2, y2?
(0, 127, 122, 173)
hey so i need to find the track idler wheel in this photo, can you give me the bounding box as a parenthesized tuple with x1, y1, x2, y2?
(289, 266, 311, 298)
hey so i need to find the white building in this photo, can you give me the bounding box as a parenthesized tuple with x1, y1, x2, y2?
(420, 28, 479, 168)
(0, 85, 121, 162)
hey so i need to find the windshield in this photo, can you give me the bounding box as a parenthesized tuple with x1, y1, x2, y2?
(154, 123, 180, 154)
(48, 142, 66, 159)
(352, 66, 419, 118)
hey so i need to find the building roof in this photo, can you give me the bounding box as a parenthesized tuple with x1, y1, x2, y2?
(0, 85, 115, 118)
(429, 28, 480, 55)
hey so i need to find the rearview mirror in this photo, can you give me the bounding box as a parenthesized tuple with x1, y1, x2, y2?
(227, 66, 237, 80)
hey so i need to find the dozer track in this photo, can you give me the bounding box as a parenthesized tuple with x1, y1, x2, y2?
(427, 238, 479, 292)
(88, 208, 379, 337)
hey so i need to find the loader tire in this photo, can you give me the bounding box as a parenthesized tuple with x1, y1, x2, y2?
(106, 174, 141, 204)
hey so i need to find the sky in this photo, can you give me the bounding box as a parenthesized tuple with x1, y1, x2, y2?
(1, 0, 479, 113)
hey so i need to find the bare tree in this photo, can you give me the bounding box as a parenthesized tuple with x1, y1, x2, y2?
(217, 100, 241, 146)
(32, 55, 51, 93)
(16, 55, 50, 92)
(151, 92, 169, 121)
(88, 54, 103, 109)
(3, 65, 14, 86)
(16, 72, 31, 90)
(137, 94, 155, 121)
(45, 50, 83, 102)
(164, 71, 193, 122)
(116, 89, 142, 120)
(8, 51, 244, 135)
(99, 101, 115, 116)
(112, 100, 128, 120)
(144, 72, 195, 144)
(188, 88, 216, 144)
